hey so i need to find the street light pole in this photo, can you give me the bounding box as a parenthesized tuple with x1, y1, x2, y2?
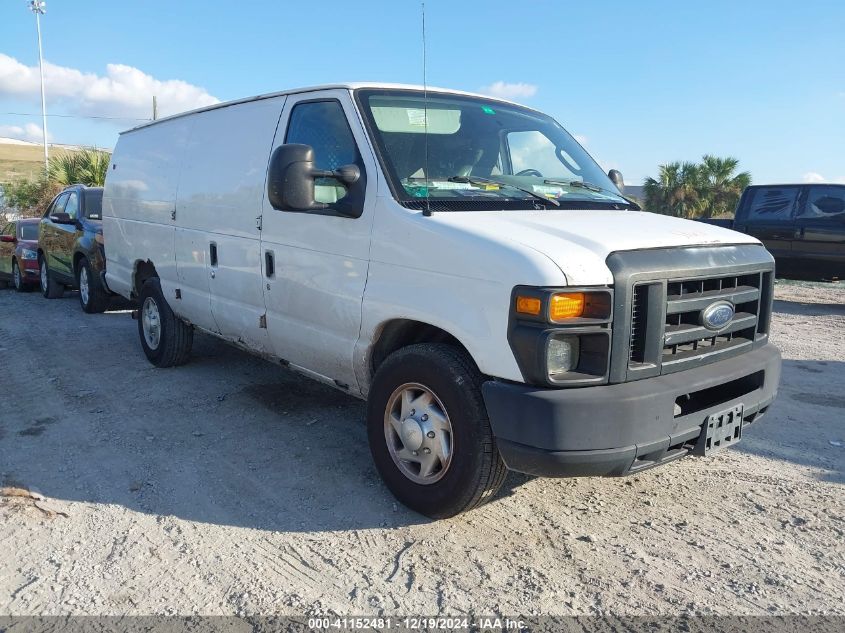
(29, 0, 48, 176)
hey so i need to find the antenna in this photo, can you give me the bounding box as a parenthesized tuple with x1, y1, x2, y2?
(421, 1, 431, 216)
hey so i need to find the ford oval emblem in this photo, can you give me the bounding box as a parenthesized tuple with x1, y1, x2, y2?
(701, 301, 735, 330)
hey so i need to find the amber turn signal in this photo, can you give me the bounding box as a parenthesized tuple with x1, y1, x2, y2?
(549, 292, 585, 321)
(515, 296, 542, 316)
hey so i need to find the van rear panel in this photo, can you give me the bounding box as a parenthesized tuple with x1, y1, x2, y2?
(102, 117, 192, 297)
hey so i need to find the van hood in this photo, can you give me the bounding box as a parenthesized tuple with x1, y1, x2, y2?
(434, 209, 760, 285)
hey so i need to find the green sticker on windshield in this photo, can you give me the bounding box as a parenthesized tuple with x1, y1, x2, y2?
(481, 105, 496, 115)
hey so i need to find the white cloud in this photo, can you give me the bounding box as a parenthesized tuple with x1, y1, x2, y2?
(802, 172, 845, 184)
(479, 81, 538, 100)
(0, 122, 51, 143)
(0, 54, 219, 121)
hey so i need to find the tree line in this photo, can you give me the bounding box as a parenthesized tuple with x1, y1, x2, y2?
(1, 148, 111, 218)
(641, 155, 750, 219)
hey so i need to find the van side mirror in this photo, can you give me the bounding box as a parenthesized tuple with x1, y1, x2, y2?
(608, 169, 624, 191)
(50, 212, 75, 225)
(267, 144, 360, 212)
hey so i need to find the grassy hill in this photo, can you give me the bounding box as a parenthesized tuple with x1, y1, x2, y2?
(0, 142, 74, 182)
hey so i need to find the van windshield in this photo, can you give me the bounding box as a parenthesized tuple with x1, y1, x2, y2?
(355, 89, 632, 211)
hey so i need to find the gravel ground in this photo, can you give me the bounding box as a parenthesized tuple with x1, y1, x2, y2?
(0, 279, 843, 617)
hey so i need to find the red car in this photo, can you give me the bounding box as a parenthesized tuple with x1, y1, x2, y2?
(0, 218, 41, 291)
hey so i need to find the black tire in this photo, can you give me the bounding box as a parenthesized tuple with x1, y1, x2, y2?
(39, 256, 64, 299)
(367, 343, 507, 519)
(12, 259, 30, 292)
(137, 277, 193, 367)
(77, 257, 110, 314)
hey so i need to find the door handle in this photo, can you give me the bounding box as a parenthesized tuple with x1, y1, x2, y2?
(209, 242, 218, 267)
(265, 250, 275, 278)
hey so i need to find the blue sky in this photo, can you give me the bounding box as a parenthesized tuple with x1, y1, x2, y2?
(1, 0, 844, 185)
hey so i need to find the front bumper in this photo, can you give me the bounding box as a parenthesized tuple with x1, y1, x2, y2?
(482, 344, 781, 477)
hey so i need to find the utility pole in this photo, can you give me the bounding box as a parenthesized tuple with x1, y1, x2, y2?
(28, 1, 49, 176)
(152, 95, 158, 121)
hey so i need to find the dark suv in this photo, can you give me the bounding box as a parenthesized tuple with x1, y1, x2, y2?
(38, 184, 112, 312)
(706, 184, 845, 280)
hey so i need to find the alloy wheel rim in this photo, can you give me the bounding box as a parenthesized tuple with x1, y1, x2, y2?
(383, 382, 454, 485)
(142, 297, 162, 350)
(13, 263, 20, 289)
(40, 260, 47, 292)
(79, 267, 89, 306)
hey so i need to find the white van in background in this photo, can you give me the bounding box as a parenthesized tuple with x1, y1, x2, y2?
(103, 83, 781, 518)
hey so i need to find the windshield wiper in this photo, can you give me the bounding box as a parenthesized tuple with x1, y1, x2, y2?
(545, 179, 603, 193)
(448, 175, 560, 207)
(544, 179, 641, 210)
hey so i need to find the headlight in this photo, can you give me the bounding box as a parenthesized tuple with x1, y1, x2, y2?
(547, 335, 580, 376)
(510, 286, 613, 387)
(21, 249, 37, 260)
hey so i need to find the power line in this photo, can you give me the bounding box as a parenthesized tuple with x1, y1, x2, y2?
(2, 111, 151, 122)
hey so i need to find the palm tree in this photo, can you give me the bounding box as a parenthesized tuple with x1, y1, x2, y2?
(48, 148, 111, 187)
(643, 161, 701, 218)
(643, 156, 751, 219)
(695, 155, 751, 218)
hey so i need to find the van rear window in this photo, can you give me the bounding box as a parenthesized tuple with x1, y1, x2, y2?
(746, 187, 799, 220)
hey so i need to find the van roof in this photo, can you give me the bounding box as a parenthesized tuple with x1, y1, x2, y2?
(121, 82, 539, 134)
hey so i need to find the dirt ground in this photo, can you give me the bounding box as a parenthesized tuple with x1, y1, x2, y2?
(0, 279, 843, 617)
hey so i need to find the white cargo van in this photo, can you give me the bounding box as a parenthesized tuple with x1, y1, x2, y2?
(103, 84, 781, 518)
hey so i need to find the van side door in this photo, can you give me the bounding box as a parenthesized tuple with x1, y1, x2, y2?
(176, 95, 286, 349)
(260, 90, 377, 391)
(734, 185, 801, 263)
(792, 185, 845, 275)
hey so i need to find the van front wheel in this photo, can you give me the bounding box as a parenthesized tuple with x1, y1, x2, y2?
(367, 343, 507, 519)
(137, 278, 193, 367)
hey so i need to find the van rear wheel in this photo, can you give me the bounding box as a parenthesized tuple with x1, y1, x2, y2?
(367, 343, 507, 519)
(137, 278, 193, 367)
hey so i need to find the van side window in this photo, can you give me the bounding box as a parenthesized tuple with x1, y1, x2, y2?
(64, 192, 80, 220)
(797, 186, 845, 220)
(285, 100, 362, 206)
(746, 187, 799, 221)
